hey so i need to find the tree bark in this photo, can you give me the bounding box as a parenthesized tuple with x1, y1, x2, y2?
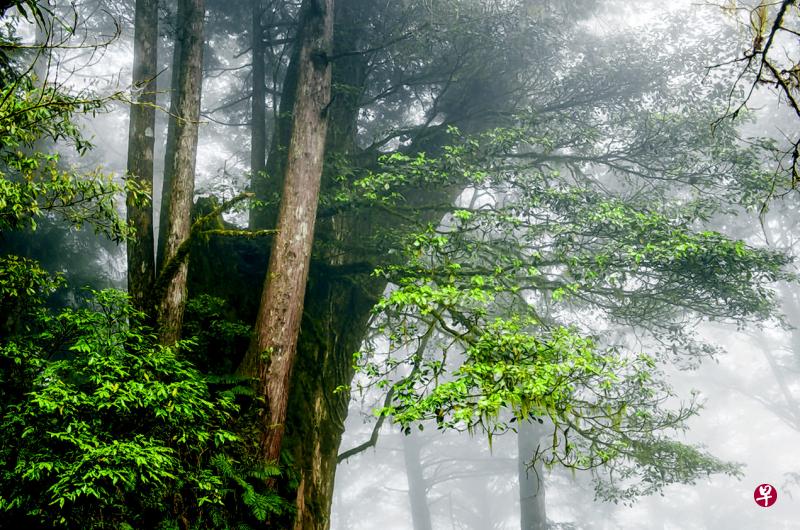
(157, 7, 183, 272)
(403, 432, 434, 530)
(518, 420, 548, 530)
(249, 21, 301, 230)
(157, 0, 204, 344)
(205, 0, 515, 524)
(284, 271, 382, 530)
(277, 4, 375, 524)
(238, 0, 334, 465)
(250, 0, 267, 212)
(125, 0, 158, 314)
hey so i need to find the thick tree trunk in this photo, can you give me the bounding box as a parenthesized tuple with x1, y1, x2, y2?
(238, 0, 334, 464)
(283, 272, 382, 529)
(277, 4, 374, 525)
(250, 0, 267, 206)
(518, 421, 548, 530)
(241, 0, 507, 523)
(125, 0, 158, 313)
(157, 0, 204, 344)
(403, 432, 434, 530)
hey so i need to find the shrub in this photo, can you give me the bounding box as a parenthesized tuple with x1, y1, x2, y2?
(0, 289, 287, 528)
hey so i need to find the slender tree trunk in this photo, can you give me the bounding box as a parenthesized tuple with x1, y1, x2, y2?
(157, 9, 183, 272)
(238, 0, 334, 464)
(249, 28, 301, 230)
(403, 432, 434, 530)
(126, 0, 158, 313)
(784, 290, 800, 360)
(250, 0, 267, 208)
(32, 6, 50, 84)
(518, 421, 547, 530)
(157, 0, 204, 344)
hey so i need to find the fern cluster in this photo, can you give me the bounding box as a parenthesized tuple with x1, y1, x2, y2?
(0, 287, 289, 528)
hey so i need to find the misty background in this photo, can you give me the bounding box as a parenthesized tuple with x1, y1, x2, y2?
(6, 0, 800, 528)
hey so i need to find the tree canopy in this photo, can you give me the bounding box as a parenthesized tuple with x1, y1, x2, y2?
(0, 0, 797, 528)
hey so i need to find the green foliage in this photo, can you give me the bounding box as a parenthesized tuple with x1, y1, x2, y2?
(0, 255, 62, 405)
(0, 289, 288, 528)
(370, 127, 792, 339)
(209, 454, 287, 524)
(378, 318, 740, 501)
(0, 76, 145, 241)
(0, 6, 291, 527)
(358, 126, 790, 501)
(0, 254, 61, 313)
(0, 10, 139, 305)
(0, 8, 142, 243)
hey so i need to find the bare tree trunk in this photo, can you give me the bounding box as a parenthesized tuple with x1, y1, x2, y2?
(403, 432, 434, 530)
(249, 23, 301, 230)
(157, 10, 183, 273)
(238, 0, 334, 464)
(250, 0, 267, 219)
(784, 290, 800, 361)
(157, 0, 204, 344)
(518, 421, 547, 530)
(126, 0, 158, 313)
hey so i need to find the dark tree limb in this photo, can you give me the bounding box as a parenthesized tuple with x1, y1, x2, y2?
(337, 326, 433, 463)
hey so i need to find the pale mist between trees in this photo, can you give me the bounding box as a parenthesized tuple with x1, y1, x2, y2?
(0, 0, 799, 528)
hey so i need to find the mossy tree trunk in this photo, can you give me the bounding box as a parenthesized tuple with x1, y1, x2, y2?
(194, 0, 516, 524)
(283, 268, 383, 529)
(277, 2, 376, 525)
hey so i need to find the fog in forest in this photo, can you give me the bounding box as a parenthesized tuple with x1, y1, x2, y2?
(1, 0, 800, 528)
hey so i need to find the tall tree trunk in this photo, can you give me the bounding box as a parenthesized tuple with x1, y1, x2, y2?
(238, 0, 334, 465)
(32, 6, 50, 84)
(125, 0, 158, 313)
(157, 0, 204, 344)
(249, 27, 301, 230)
(244, 0, 505, 523)
(784, 290, 800, 360)
(518, 421, 547, 530)
(250, 0, 267, 210)
(403, 432, 434, 530)
(157, 8, 183, 272)
(278, 3, 374, 524)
